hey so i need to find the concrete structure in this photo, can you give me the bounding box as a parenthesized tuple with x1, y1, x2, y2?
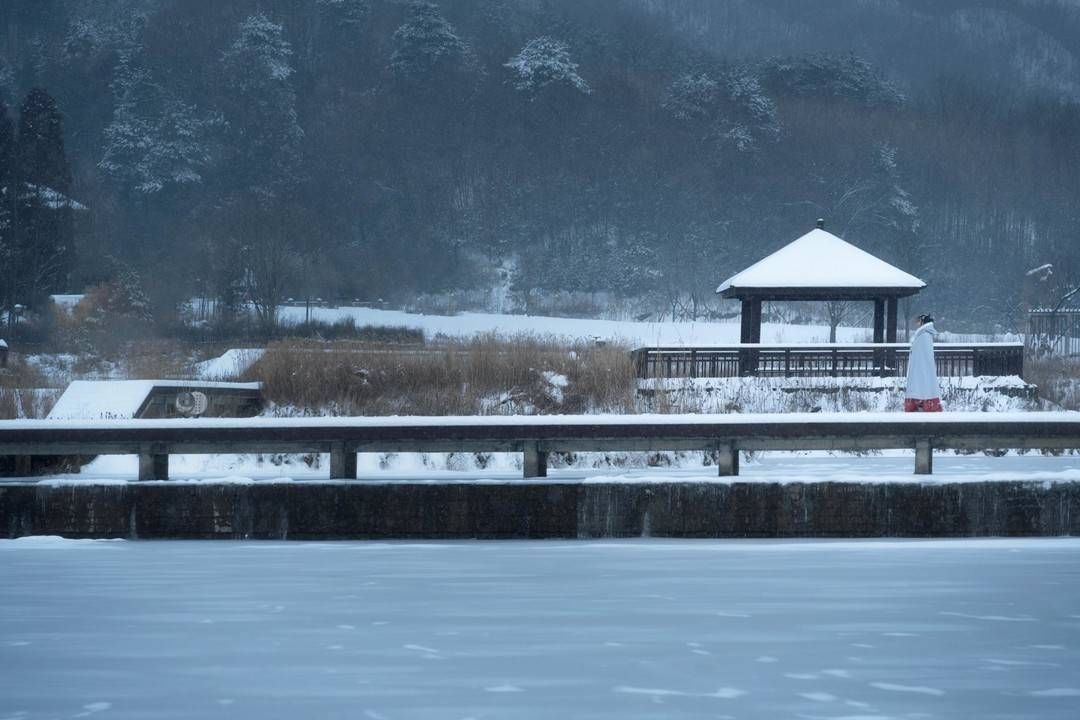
(1, 413, 1078, 480)
(1, 480, 1077, 539)
(1, 381, 263, 478)
(48, 380, 262, 420)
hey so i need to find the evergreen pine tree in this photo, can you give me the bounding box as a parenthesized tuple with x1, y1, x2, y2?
(220, 14, 304, 329)
(390, 1, 467, 80)
(0, 102, 15, 322)
(221, 13, 303, 200)
(15, 88, 75, 307)
(505, 37, 590, 99)
(99, 57, 222, 195)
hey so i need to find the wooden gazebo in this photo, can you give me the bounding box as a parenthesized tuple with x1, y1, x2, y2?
(716, 220, 925, 346)
(631, 221, 1024, 379)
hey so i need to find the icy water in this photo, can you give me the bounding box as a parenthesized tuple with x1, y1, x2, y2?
(1, 539, 1079, 719)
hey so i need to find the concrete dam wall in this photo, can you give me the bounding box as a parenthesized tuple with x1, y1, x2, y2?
(2, 481, 1077, 539)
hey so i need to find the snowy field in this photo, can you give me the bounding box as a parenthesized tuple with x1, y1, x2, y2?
(2, 538, 1079, 719)
(274, 305, 871, 345)
(272, 305, 1010, 345)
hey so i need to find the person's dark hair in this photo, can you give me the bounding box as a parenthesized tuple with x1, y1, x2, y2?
(918, 314, 934, 324)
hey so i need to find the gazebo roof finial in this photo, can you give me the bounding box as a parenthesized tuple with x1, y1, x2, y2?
(816, 218, 825, 230)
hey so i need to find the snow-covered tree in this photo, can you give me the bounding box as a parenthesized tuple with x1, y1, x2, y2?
(504, 37, 591, 98)
(221, 13, 303, 200)
(99, 59, 222, 194)
(0, 103, 15, 322)
(762, 53, 905, 107)
(721, 68, 780, 151)
(15, 88, 76, 305)
(390, 1, 467, 80)
(218, 14, 306, 330)
(61, 1, 155, 52)
(873, 142, 920, 236)
(0, 55, 14, 107)
(663, 73, 718, 121)
(225, 13, 298, 85)
(665, 68, 779, 153)
(317, 0, 370, 27)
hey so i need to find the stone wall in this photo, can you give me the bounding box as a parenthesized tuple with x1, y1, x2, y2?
(2, 481, 1077, 539)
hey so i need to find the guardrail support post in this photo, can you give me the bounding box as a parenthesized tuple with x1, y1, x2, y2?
(717, 442, 739, 476)
(138, 446, 169, 481)
(523, 442, 547, 478)
(915, 438, 933, 475)
(330, 442, 357, 480)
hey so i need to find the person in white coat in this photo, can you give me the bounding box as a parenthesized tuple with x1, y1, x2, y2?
(905, 314, 942, 412)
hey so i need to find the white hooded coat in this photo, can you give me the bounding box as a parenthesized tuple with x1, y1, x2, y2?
(905, 322, 940, 399)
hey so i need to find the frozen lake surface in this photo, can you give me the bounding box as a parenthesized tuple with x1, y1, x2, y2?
(2, 538, 1079, 719)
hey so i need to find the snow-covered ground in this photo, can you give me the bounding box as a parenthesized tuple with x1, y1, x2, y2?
(1, 538, 1078, 719)
(274, 305, 870, 345)
(273, 305, 1009, 345)
(193, 349, 265, 380)
(640, 375, 1040, 413)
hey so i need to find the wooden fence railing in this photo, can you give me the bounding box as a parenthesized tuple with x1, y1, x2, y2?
(1028, 309, 1080, 357)
(632, 343, 1025, 379)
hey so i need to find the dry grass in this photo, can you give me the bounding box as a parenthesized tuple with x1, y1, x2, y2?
(1025, 355, 1080, 410)
(246, 334, 636, 416)
(0, 355, 57, 419)
(0, 354, 48, 390)
(123, 339, 198, 379)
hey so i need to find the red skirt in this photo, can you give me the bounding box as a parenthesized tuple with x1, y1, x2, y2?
(904, 398, 943, 412)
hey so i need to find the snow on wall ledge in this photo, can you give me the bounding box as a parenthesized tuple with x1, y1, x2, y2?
(3, 409, 1076, 431)
(1, 480, 1078, 539)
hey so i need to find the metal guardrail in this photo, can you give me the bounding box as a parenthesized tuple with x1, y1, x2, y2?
(632, 343, 1025, 379)
(1, 413, 1075, 480)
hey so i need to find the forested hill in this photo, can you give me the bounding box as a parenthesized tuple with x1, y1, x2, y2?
(2, 0, 1080, 330)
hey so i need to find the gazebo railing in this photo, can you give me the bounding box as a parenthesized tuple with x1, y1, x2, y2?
(632, 343, 1025, 380)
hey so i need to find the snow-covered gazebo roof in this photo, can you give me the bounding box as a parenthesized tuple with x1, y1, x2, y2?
(717, 225, 925, 300)
(716, 221, 926, 347)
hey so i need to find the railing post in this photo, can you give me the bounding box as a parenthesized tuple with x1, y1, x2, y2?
(717, 441, 739, 477)
(690, 349, 697, 378)
(138, 445, 169, 481)
(330, 441, 357, 480)
(914, 438, 933, 475)
(523, 442, 547, 478)
(784, 349, 791, 378)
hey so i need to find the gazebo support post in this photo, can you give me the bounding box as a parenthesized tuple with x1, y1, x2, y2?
(886, 297, 899, 376)
(739, 299, 761, 376)
(873, 298, 885, 376)
(886, 297, 898, 343)
(872, 299, 885, 343)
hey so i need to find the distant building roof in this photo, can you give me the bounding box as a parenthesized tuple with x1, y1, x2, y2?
(717, 227, 925, 299)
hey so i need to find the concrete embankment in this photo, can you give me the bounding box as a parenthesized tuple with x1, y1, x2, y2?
(1, 481, 1077, 539)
